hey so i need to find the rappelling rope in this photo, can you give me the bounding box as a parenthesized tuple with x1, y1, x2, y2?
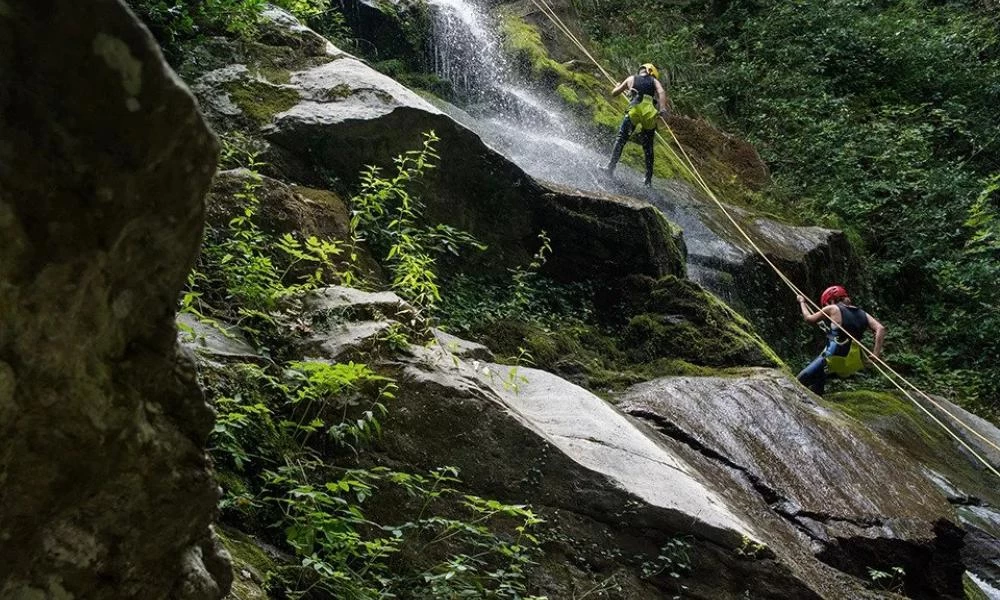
(525, 0, 1000, 477)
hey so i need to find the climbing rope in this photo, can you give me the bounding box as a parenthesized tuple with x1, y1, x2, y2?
(525, 0, 1000, 478)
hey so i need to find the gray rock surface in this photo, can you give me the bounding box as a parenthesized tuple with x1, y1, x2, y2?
(0, 0, 228, 598)
(380, 341, 826, 599)
(433, 329, 494, 361)
(620, 371, 971, 597)
(820, 389, 1000, 594)
(178, 314, 262, 364)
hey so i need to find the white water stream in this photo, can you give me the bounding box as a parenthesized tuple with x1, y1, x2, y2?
(425, 0, 648, 192)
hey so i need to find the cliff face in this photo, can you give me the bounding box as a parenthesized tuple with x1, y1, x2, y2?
(0, 1, 228, 597)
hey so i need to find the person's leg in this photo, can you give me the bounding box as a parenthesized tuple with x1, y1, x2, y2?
(606, 116, 635, 173)
(641, 129, 655, 185)
(797, 354, 828, 396)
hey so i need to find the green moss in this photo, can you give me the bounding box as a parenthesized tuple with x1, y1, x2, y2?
(556, 83, 581, 104)
(500, 12, 573, 83)
(258, 67, 292, 84)
(217, 526, 275, 600)
(619, 275, 784, 369)
(963, 573, 991, 600)
(215, 469, 251, 498)
(227, 78, 300, 126)
(219, 526, 276, 575)
(824, 390, 918, 422)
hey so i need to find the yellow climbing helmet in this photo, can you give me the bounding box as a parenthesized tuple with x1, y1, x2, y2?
(640, 63, 659, 79)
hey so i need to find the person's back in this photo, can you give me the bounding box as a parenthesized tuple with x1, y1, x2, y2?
(795, 285, 886, 395)
(630, 73, 658, 108)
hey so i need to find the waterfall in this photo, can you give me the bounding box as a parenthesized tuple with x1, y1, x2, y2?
(426, 0, 640, 191)
(428, 0, 507, 105)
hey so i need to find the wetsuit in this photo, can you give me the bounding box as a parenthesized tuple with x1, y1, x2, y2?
(606, 73, 660, 185)
(797, 303, 869, 395)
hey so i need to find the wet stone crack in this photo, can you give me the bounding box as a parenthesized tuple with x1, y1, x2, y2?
(626, 408, 886, 543)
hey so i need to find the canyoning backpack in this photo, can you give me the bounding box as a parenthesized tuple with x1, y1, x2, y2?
(823, 303, 869, 377)
(627, 73, 659, 132)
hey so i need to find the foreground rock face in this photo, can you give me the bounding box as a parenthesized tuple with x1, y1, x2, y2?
(184, 284, 998, 599)
(0, 1, 228, 597)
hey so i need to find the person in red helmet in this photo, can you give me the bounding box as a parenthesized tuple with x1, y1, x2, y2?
(795, 285, 887, 395)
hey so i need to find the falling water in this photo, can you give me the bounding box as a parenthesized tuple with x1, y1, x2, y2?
(426, 0, 642, 191)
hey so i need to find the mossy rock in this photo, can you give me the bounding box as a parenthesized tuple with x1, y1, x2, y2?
(217, 526, 278, 600)
(613, 275, 784, 368)
(824, 389, 999, 502)
(226, 78, 300, 127)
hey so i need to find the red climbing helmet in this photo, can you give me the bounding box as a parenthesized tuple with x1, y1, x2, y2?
(820, 285, 849, 306)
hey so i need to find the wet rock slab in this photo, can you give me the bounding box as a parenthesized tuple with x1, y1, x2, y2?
(620, 371, 968, 597)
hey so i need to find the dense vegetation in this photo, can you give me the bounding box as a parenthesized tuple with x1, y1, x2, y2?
(577, 0, 1000, 415)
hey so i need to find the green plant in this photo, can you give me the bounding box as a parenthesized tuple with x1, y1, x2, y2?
(640, 537, 693, 598)
(183, 149, 344, 346)
(510, 231, 552, 314)
(867, 566, 906, 594)
(735, 535, 767, 559)
(350, 131, 486, 313)
(125, 0, 267, 62)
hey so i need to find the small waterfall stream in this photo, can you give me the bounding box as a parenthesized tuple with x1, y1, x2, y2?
(426, 0, 643, 192)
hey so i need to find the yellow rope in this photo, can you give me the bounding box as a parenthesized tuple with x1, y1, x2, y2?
(525, 0, 1000, 477)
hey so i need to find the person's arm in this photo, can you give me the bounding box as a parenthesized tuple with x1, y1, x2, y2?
(867, 313, 886, 358)
(654, 78, 670, 116)
(611, 76, 634, 98)
(797, 295, 835, 324)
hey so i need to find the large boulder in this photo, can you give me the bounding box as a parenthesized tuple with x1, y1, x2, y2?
(620, 372, 982, 599)
(289, 287, 825, 598)
(186, 8, 685, 283)
(0, 0, 228, 598)
(286, 285, 979, 599)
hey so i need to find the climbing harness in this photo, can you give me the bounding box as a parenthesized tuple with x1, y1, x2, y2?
(817, 323, 865, 378)
(627, 95, 659, 132)
(525, 0, 1000, 478)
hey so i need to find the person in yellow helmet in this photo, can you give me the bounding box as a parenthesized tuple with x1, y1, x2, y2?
(604, 63, 670, 186)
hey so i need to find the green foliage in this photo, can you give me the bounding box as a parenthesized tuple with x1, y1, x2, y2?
(437, 231, 591, 339)
(125, 0, 265, 60)
(182, 149, 343, 346)
(640, 537, 693, 599)
(867, 566, 906, 594)
(350, 131, 486, 313)
(126, 0, 352, 62)
(205, 357, 546, 599)
(735, 535, 767, 560)
(188, 133, 546, 599)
